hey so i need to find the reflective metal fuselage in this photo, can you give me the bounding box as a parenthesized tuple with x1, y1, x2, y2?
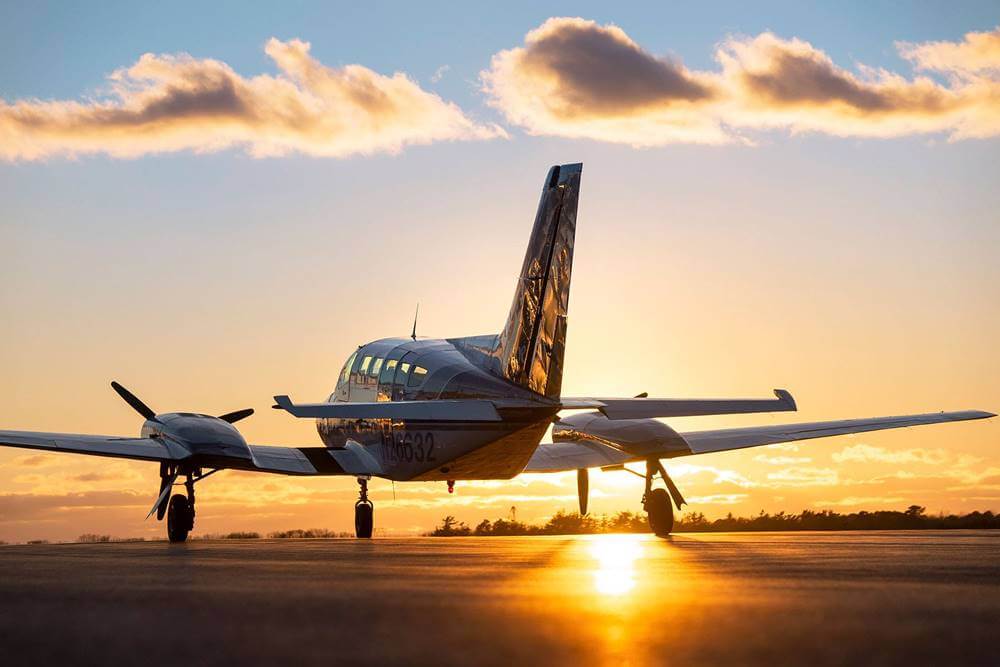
(316, 336, 559, 481)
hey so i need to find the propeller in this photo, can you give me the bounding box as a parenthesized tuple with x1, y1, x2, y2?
(111, 381, 254, 424)
(218, 408, 254, 424)
(111, 381, 157, 421)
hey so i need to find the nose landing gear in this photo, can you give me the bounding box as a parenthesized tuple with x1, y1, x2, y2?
(165, 473, 196, 543)
(355, 476, 374, 538)
(155, 466, 216, 543)
(166, 493, 194, 543)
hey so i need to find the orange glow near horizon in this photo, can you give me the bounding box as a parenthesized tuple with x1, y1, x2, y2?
(2, 16, 998, 543)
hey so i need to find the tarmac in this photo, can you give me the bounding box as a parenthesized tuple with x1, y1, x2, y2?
(1, 530, 998, 666)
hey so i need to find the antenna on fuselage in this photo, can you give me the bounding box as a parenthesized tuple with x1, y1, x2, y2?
(411, 303, 419, 341)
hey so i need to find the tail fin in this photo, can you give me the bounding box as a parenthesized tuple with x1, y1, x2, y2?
(493, 163, 582, 399)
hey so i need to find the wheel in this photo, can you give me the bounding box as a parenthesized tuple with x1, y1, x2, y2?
(644, 488, 674, 537)
(167, 494, 193, 543)
(355, 500, 374, 539)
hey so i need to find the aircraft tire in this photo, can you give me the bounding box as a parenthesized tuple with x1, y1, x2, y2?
(644, 488, 674, 537)
(355, 500, 374, 538)
(167, 494, 193, 543)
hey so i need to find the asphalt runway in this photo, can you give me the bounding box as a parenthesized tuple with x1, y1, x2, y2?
(1, 531, 998, 666)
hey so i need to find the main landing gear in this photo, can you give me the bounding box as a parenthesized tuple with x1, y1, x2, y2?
(642, 458, 686, 537)
(355, 476, 374, 538)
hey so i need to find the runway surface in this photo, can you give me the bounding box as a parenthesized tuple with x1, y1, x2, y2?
(1, 531, 999, 666)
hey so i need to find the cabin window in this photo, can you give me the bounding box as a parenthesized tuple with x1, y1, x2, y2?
(370, 358, 384, 377)
(407, 366, 428, 387)
(396, 362, 411, 384)
(358, 356, 372, 377)
(341, 352, 357, 383)
(379, 359, 398, 383)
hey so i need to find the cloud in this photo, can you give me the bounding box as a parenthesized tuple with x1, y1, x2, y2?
(766, 467, 839, 486)
(670, 462, 758, 488)
(833, 444, 952, 465)
(0, 490, 147, 521)
(482, 17, 729, 146)
(753, 454, 812, 465)
(11, 454, 54, 467)
(0, 38, 503, 162)
(430, 65, 451, 83)
(687, 494, 748, 505)
(898, 27, 1000, 75)
(483, 18, 1000, 144)
(718, 32, 998, 140)
(813, 495, 905, 507)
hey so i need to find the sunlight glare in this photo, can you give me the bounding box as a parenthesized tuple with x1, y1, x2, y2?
(589, 534, 645, 596)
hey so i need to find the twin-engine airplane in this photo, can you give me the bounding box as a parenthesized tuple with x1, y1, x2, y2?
(1, 163, 994, 542)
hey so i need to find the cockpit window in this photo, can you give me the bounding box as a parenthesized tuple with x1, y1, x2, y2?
(407, 366, 428, 387)
(379, 359, 398, 383)
(358, 356, 372, 376)
(341, 352, 358, 384)
(370, 358, 384, 377)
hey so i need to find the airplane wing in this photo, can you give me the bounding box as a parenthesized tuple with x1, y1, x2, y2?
(559, 389, 797, 419)
(680, 410, 994, 454)
(0, 430, 189, 462)
(523, 409, 995, 472)
(0, 430, 359, 476)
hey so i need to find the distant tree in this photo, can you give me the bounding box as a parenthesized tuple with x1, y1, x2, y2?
(430, 515, 471, 536)
(542, 510, 598, 535)
(428, 506, 1000, 536)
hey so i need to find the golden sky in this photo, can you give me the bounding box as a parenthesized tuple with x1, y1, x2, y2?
(1, 10, 998, 541)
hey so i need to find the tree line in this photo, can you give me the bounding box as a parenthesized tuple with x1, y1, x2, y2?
(429, 506, 1000, 536)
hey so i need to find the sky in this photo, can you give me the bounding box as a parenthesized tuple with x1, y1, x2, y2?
(1, 2, 998, 541)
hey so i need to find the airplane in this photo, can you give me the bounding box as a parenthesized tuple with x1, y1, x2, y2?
(1, 162, 994, 542)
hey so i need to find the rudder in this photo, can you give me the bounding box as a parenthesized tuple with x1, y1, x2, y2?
(492, 163, 582, 399)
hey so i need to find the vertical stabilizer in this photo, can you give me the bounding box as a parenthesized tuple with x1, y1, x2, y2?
(492, 163, 581, 399)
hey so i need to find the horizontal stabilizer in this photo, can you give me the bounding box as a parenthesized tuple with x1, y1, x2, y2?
(272, 396, 502, 422)
(560, 389, 796, 419)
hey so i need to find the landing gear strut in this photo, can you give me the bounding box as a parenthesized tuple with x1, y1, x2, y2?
(355, 476, 374, 538)
(642, 458, 686, 537)
(165, 471, 196, 543)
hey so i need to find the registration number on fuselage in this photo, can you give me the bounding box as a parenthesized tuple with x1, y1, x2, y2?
(379, 431, 436, 464)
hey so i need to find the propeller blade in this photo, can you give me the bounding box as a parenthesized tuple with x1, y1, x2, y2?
(218, 408, 254, 424)
(147, 469, 178, 520)
(111, 381, 157, 421)
(577, 468, 589, 516)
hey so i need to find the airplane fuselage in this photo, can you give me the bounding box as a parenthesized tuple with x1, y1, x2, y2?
(316, 336, 559, 481)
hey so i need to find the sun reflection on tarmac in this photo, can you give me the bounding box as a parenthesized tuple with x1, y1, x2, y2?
(589, 534, 644, 596)
(516, 533, 706, 664)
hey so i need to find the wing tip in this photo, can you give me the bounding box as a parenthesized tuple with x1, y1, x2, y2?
(774, 388, 797, 411)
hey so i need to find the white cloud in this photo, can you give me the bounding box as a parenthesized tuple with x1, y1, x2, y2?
(1, 38, 503, 161)
(483, 18, 1000, 144)
(832, 444, 951, 465)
